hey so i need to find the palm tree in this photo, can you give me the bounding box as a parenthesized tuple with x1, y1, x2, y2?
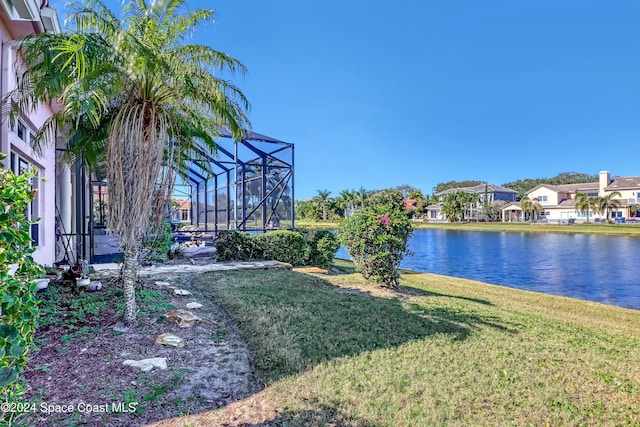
(463, 192, 481, 221)
(516, 189, 528, 202)
(598, 191, 622, 222)
(8, 0, 249, 325)
(531, 197, 541, 221)
(354, 187, 369, 211)
(520, 196, 541, 222)
(314, 189, 332, 221)
(339, 189, 355, 218)
(575, 193, 596, 223)
(520, 196, 532, 222)
(442, 191, 469, 222)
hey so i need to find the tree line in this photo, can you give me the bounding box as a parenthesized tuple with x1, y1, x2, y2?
(296, 186, 436, 222)
(298, 171, 601, 222)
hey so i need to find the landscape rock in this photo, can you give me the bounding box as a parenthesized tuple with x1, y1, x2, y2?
(156, 333, 185, 348)
(164, 309, 202, 328)
(88, 281, 102, 291)
(174, 289, 193, 296)
(186, 302, 203, 309)
(113, 323, 129, 333)
(122, 357, 167, 372)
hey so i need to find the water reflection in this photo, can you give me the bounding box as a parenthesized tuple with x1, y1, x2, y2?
(336, 229, 640, 310)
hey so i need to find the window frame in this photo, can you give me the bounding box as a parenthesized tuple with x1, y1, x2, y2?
(10, 151, 40, 247)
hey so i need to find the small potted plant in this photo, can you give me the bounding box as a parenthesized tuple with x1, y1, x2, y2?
(75, 259, 90, 288)
(35, 277, 50, 292)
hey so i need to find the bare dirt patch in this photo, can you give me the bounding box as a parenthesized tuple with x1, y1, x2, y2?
(19, 269, 261, 427)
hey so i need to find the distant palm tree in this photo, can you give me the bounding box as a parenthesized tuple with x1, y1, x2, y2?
(516, 189, 528, 202)
(598, 191, 622, 222)
(575, 193, 596, 223)
(464, 192, 481, 220)
(354, 187, 369, 210)
(441, 193, 461, 221)
(442, 191, 472, 221)
(314, 189, 332, 221)
(520, 197, 532, 222)
(339, 189, 355, 218)
(520, 196, 541, 222)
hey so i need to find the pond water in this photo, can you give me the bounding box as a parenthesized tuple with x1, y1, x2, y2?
(336, 229, 640, 310)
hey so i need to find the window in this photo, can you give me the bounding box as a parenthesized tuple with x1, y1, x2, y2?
(10, 152, 40, 247)
(9, 118, 36, 146)
(587, 192, 598, 197)
(538, 195, 548, 202)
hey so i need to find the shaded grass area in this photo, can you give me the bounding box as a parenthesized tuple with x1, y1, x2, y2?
(189, 268, 640, 426)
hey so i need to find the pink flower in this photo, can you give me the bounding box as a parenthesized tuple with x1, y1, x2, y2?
(379, 214, 391, 226)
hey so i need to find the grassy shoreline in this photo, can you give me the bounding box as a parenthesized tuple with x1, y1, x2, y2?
(172, 266, 640, 426)
(296, 219, 640, 236)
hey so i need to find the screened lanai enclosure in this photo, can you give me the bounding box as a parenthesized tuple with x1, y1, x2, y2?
(173, 129, 295, 236)
(57, 130, 294, 264)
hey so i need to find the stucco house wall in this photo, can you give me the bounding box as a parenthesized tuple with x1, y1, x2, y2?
(605, 175, 640, 204)
(0, 1, 61, 266)
(512, 172, 640, 223)
(527, 185, 562, 206)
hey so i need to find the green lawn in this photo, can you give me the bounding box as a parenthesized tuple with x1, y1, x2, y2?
(296, 219, 640, 236)
(294, 220, 340, 229)
(187, 267, 640, 426)
(414, 221, 640, 236)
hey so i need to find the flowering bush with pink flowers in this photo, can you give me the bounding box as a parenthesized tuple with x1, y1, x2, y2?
(339, 190, 413, 288)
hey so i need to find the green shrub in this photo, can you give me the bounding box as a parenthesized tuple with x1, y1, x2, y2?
(215, 230, 263, 261)
(255, 230, 308, 266)
(215, 229, 339, 268)
(339, 189, 413, 288)
(298, 229, 340, 268)
(0, 156, 43, 426)
(141, 220, 174, 263)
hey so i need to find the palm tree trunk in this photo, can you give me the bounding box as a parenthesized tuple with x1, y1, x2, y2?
(122, 245, 139, 326)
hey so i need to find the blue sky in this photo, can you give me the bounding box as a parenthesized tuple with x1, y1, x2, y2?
(50, 0, 640, 199)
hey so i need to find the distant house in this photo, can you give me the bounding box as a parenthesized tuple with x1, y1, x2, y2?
(427, 183, 517, 221)
(435, 183, 518, 203)
(501, 171, 640, 223)
(404, 199, 418, 211)
(171, 199, 191, 223)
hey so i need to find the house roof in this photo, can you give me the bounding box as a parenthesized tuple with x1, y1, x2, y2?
(606, 176, 640, 191)
(558, 199, 577, 208)
(173, 199, 191, 209)
(501, 202, 521, 211)
(528, 182, 599, 195)
(436, 183, 517, 197)
(403, 199, 417, 210)
(555, 182, 599, 193)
